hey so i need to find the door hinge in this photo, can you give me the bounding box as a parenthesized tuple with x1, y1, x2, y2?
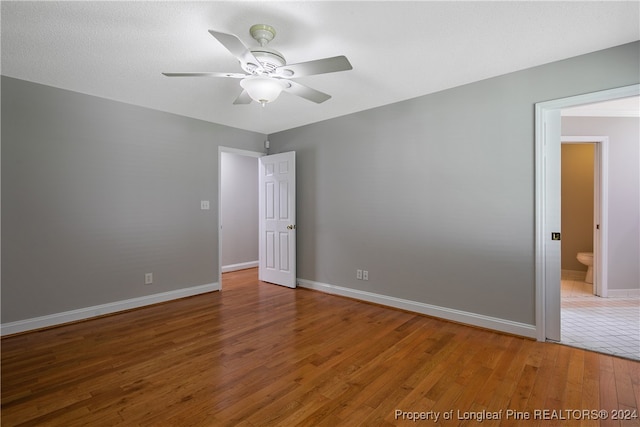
(551, 232, 561, 241)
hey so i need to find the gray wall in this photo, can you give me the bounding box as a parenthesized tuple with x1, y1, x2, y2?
(1, 76, 265, 323)
(268, 42, 640, 326)
(220, 152, 259, 268)
(562, 116, 640, 291)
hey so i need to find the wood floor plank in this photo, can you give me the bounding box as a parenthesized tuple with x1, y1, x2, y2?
(581, 352, 603, 427)
(2, 268, 639, 426)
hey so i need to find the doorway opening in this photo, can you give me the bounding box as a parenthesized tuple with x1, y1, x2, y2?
(535, 83, 639, 345)
(218, 147, 298, 290)
(557, 137, 636, 358)
(560, 137, 608, 298)
(218, 146, 264, 290)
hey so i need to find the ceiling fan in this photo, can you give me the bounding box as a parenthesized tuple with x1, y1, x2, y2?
(163, 24, 353, 106)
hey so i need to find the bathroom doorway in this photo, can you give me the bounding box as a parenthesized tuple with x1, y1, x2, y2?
(560, 137, 608, 297)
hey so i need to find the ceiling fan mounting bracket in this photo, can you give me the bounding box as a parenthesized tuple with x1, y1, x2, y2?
(250, 24, 276, 47)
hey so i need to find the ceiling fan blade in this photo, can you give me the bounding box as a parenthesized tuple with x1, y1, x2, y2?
(283, 80, 332, 104)
(208, 30, 263, 72)
(233, 90, 253, 105)
(275, 56, 352, 78)
(162, 72, 246, 78)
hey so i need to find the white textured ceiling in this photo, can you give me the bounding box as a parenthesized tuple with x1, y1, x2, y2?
(2, 1, 639, 134)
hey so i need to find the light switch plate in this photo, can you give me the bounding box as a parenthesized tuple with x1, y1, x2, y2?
(201, 200, 210, 210)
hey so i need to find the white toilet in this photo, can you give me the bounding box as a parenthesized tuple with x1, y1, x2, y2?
(576, 252, 593, 284)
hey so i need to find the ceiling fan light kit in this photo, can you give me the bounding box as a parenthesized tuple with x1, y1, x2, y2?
(240, 76, 286, 106)
(163, 24, 352, 106)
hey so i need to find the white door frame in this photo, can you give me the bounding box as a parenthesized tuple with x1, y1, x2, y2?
(218, 146, 265, 289)
(561, 136, 609, 298)
(534, 84, 639, 342)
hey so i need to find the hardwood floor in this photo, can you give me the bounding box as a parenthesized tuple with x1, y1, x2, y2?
(2, 268, 639, 426)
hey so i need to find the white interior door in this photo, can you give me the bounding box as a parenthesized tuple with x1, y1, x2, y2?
(259, 151, 296, 288)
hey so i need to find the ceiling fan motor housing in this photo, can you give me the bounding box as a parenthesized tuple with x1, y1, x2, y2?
(250, 48, 286, 73)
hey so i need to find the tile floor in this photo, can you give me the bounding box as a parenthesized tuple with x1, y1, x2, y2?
(561, 271, 640, 360)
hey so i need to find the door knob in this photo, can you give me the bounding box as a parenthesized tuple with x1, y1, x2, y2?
(287, 224, 296, 230)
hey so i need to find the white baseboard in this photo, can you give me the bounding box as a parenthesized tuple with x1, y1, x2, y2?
(221, 261, 259, 273)
(297, 279, 537, 339)
(607, 288, 640, 298)
(1, 282, 220, 336)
